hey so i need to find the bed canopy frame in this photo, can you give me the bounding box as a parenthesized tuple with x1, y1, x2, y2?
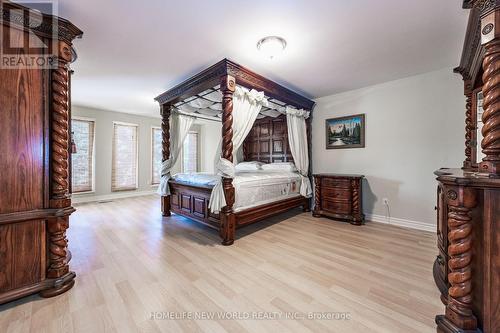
(155, 59, 315, 245)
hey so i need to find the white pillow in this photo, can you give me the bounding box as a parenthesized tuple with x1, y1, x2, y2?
(235, 161, 263, 172)
(261, 162, 297, 172)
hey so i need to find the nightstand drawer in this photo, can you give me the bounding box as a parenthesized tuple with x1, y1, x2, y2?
(313, 174, 364, 225)
(322, 200, 351, 214)
(322, 187, 351, 200)
(321, 178, 350, 189)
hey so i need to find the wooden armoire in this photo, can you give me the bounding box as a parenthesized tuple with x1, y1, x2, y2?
(433, 1, 500, 332)
(0, 2, 82, 303)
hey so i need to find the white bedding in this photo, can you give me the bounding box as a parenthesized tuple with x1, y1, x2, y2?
(171, 171, 302, 212)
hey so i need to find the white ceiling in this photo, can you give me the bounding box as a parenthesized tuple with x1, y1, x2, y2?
(56, 0, 468, 117)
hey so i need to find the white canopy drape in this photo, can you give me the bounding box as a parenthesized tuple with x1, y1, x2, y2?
(158, 112, 195, 195)
(286, 106, 312, 197)
(208, 86, 268, 213)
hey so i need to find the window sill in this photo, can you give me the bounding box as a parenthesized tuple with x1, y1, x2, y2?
(111, 187, 139, 192)
(72, 190, 95, 195)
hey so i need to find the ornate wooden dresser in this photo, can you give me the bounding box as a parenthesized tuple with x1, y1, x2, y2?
(433, 2, 500, 332)
(0, 2, 82, 304)
(312, 174, 364, 225)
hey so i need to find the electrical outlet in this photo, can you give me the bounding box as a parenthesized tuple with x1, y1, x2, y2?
(383, 198, 389, 205)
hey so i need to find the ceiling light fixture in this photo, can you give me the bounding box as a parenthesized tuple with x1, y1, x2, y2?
(257, 36, 287, 59)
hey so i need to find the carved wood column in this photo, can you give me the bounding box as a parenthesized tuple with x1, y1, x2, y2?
(161, 104, 172, 216)
(219, 75, 236, 245)
(438, 186, 478, 332)
(50, 41, 72, 209)
(312, 175, 321, 217)
(480, 5, 500, 176)
(351, 178, 363, 225)
(42, 41, 76, 296)
(464, 89, 474, 169)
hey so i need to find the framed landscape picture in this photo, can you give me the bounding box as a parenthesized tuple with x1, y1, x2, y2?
(325, 114, 365, 149)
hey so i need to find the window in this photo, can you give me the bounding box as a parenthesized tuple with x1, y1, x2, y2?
(151, 127, 162, 184)
(71, 119, 95, 193)
(182, 131, 198, 173)
(112, 122, 138, 191)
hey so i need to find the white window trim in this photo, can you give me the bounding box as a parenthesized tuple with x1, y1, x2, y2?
(151, 126, 161, 186)
(71, 116, 96, 195)
(112, 121, 139, 192)
(181, 130, 199, 173)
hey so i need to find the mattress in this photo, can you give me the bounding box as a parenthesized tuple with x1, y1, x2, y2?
(171, 171, 302, 211)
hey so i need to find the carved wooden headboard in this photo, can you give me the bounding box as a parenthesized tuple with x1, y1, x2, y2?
(242, 115, 294, 163)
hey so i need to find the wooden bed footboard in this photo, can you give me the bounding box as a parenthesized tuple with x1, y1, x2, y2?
(167, 181, 220, 230)
(166, 180, 310, 245)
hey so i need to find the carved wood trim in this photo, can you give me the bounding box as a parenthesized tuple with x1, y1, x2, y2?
(474, 0, 500, 16)
(46, 216, 70, 278)
(225, 60, 314, 110)
(0, 1, 83, 44)
(464, 92, 475, 168)
(454, 8, 484, 92)
(480, 38, 500, 175)
(445, 186, 478, 330)
(351, 179, 360, 215)
(50, 41, 73, 208)
(155, 59, 315, 110)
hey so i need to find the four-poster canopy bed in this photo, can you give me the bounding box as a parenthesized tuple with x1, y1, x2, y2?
(154, 59, 315, 245)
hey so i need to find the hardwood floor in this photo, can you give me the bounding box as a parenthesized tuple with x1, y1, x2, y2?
(0, 195, 442, 332)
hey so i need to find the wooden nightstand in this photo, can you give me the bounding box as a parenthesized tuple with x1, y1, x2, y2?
(312, 174, 364, 225)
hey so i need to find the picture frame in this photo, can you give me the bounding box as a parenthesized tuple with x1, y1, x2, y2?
(325, 114, 365, 149)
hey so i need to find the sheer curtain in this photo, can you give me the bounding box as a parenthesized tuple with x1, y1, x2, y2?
(158, 112, 195, 195)
(209, 86, 268, 213)
(286, 106, 312, 197)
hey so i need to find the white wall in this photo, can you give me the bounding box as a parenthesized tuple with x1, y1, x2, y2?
(312, 68, 465, 228)
(72, 106, 161, 202)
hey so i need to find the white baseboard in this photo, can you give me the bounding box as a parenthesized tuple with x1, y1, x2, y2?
(72, 190, 158, 204)
(366, 214, 435, 233)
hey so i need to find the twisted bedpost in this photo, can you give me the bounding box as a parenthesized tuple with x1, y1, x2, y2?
(161, 104, 172, 216)
(219, 75, 236, 245)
